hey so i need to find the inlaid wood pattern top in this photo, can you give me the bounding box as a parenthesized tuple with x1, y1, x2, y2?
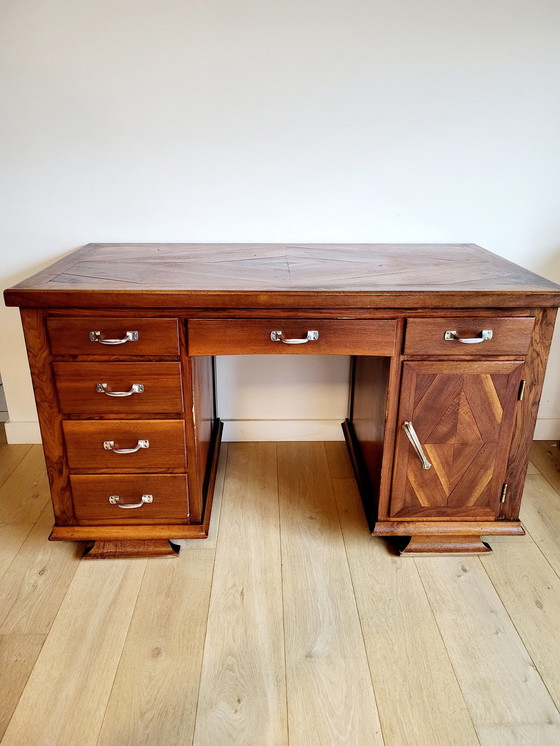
(5, 243, 560, 308)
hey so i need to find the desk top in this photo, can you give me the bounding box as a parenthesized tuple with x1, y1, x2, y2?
(5, 243, 560, 309)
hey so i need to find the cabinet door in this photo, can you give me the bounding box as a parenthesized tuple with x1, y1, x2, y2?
(390, 361, 523, 519)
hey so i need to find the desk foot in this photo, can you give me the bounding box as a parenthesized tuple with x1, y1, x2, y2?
(83, 540, 180, 559)
(399, 535, 492, 555)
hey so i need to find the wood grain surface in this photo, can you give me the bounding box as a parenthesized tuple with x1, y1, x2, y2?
(188, 318, 397, 355)
(194, 444, 287, 746)
(278, 442, 383, 746)
(2, 440, 560, 744)
(5, 243, 560, 308)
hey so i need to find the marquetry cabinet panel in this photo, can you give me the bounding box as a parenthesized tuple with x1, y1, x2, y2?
(390, 360, 524, 520)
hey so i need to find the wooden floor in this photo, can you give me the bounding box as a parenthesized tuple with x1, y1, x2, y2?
(1, 431, 560, 746)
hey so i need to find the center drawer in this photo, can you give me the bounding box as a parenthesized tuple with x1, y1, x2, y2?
(187, 319, 397, 356)
(53, 362, 184, 414)
(63, 419, 187, 472)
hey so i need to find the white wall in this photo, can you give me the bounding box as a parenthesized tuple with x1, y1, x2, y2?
(1, 0, 559, 443)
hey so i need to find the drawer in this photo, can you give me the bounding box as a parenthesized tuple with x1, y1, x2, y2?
(53, 362, 184, 414)
(47, 317, 179, 356)
(188, 319, 397, 356)
(63, 419, 187, 472)
(404, 317, 535, 356)
(71, 474, 189, 524)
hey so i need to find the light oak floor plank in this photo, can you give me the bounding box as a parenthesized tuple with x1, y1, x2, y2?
(1, 559, 146, 746)
(0, 442, 32, 489)
(193, 443, 287, 746)
(0, 634, 45, 740)
(529, 441, 560, 491)
(333, 472, 478, 746)
(324, 440, 354, 478)
(0, 446, 50, 525)
(0, 523, 33, 582)
(476, 723, 560, 745)
(418, 556, 560, 726)
(0, 503, 79, 635)
(278, 443, 383, 746)
(481, 541, 560, 711)
(97, 550, 215, 746)
(1, 438, 560, 745)
(519, 474, 560, 578)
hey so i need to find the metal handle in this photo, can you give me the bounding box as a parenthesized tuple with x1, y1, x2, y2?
(103, 439, 149, 454)
(89, 330, 139, 345)
(270, 330, 319, 344)
(402, 421, 432, 470)
(108, 494, 153, 509)
(444, 329, 493, 344)
(96, 383, 144, 397)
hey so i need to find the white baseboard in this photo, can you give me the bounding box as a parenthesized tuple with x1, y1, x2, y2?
(4, 421, 42, 444)
(534, 418, 560, 440)
(222, 419, 345, 442)
(4, 417, 557, 445)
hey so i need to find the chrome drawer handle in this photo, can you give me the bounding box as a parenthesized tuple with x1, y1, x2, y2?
(270, 330, 319, 344)
(402, 421, 432, 470)
(103, 439, 150, 454)
(444, 329, 493, 344)
(108, 494, 153, 509)
(89, 330, 139, 345)
(96, 383, 144, 397)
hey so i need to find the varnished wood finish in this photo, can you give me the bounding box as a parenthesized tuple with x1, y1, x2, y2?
(70, 474, 189, 524)
(47, 317, 179, 356)
(189, 356, 216, 522)
(83, 539, 179, 558)
(391, 360, 523, 519)
(188, 318, 397, 356)
(404, 316, 535, 356)
(50, 524, 208, 540)
(5, 243, 560, 308)
(345, 357, 391, 525)
(6, 244, 560, 557)
(19, 309, 74, 525)
(502, 307, 558, 520)
(53, 361, 184, 414)
(63, 419, 187, 472)
(373, 520, 525, 536)
(200, 419, 223, 536)
(400, 535, 492, 554)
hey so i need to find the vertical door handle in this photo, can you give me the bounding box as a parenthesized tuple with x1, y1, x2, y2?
(402, 421, 432, 470)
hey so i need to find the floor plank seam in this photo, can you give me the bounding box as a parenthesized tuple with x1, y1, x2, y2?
(276, 443, 291, 746)
(94, 559, 150, 746)
(0, 634, 49, 744)
(329, 473, 388, 746)
(413, 556, 483, 745)
(190, 444, 231, 746)
(0, 446, 33, 491)
(478, 556, 560, 723)
(0, 524, 35, 584)
(520, 523, 560, 585)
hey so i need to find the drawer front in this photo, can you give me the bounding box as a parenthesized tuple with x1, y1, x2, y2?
(63, 419, 187, 472)
(404, 317, 535, 356)
(47, 317, 180, 356)
(188, 319, 397, 356)
(71, 474, 189, 524)
(53, 362, 184, 414)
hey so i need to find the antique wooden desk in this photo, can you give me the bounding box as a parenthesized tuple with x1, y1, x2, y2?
(5, 243, 560, 558)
